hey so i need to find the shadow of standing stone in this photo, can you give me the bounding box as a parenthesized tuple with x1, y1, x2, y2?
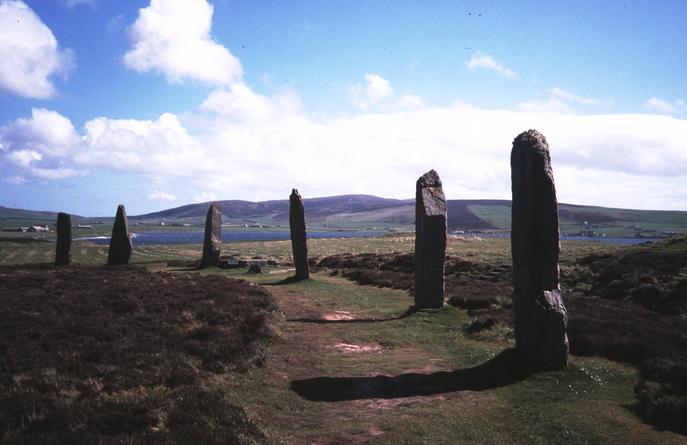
(511, 129, 569, 370)
(415, 169, 447, 309)
(107, 205, 132, 265)
(55, 212, 71, 266)
(290, 189, 309, 280)
(201, 203, 222, 267)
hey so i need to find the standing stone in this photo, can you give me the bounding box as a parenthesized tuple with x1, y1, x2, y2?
(55, 212, 72, 266)
(289, 189, 309, 280)
(107, 204, 132, 265)
(414, 169, 447, 308)
(511, 129, 569, 370)
(201, 203, 222, 267)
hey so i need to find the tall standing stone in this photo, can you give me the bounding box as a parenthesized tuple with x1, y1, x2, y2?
(414, 169, 447, 309)
(289, 189, 309, 280)
(55, 212, 72, 266)
(511, 129, 569, 370)
(201, 203, 222, 267)
(107, 204, 132, 265)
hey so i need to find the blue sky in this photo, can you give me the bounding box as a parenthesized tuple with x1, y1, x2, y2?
(1, 0, 686, 215)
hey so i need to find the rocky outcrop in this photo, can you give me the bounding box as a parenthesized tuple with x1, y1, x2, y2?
(414, 170, 447, 308)
(55, 212, 71, 266)
(107, 205, 132, 265)
(289, 189, 309, 280)
(201, 203, 222, 267)
(511, 129, 568, 370)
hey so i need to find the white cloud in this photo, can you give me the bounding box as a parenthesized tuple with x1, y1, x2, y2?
(518, 97, 573, 113)
(200, 83, 302, 122)
(467, 51, 516, 78)
(348, 73, 424, 111)
(79, 113, 206, 175)
(0, 0, 74, 98)
(7, 149, 42, 167)
(645, 97, 682, 114)
(123, 0, 242, 85)
(0, 108, 82, 157)
(149, 190, 176, 201)
(2, 95, 687, 210)
(193, 191, 218, 203)
(30, 167, 78, 179)
(518, 87, 599, 113)
(550, 87, 598, 105)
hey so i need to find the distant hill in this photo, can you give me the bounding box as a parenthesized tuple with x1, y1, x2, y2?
(0, 206, 61, 222)
(134, 195, 687, 235)
(140, 195, 412, 221)
(3, 196, 687, 236)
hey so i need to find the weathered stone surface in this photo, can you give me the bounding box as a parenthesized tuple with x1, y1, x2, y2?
(107, 205, 132, 265)
(511, 129, 569, 370)
(289, 189, 309, 280)
(414, 169, 447, 308)
(201, 203, 222, 267)
(55, 212, 71, 266)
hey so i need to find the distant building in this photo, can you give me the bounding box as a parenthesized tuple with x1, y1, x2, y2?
(76, 224, 93, 229)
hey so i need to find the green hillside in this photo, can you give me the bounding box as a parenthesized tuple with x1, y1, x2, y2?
(468, 202, 687, 237)
(2, 197, 687, 238)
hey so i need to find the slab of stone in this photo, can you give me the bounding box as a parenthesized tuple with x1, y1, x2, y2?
(289, 189, 310, 280)
(201, 203, 222, 267)
(414, 169, 447, 308)
(55, 212, 71, 266)
(511, 129, 569, 370)
(107, 205, 132, 265)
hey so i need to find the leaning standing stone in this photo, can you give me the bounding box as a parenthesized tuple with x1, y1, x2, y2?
(201, 203, 222, 267)
(107, 204, 132, 265)
(414, 169, 447, 308)
(55, 212, 72, 266)
(511, 129, 569, 370)
(289, 189, 309, 280)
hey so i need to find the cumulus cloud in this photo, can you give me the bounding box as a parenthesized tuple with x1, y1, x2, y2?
(467, 51, 516, 78)
(644, 97, 684, 115)
(348, 73, 424, 111)
(0, 108, 82, 180)
(2, 94, 687, 210)
(78, 113, 206, 175)
(149, 190, 176, 201)
(550, 87, 598, 105)
(0, 109, 207, 181)
(518, 87, 599, 113)
(200, 83, 302, 122)
(0, 0, 74, 98)
(0, 108, 82, 157)
(192, 191, 218, 203)
(518, 97, 573, 113)
(123, 0, 242, 85)
(7, 149, 42, 167)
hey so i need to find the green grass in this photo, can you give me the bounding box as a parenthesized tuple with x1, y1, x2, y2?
(0, 235, 625, 268)
(1, 235, 683, 443)
(208, 271, 680, 444)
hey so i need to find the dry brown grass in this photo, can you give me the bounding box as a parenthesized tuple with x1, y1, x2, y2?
(0, 264, 276, 444)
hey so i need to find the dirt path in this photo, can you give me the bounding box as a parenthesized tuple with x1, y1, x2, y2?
(227, 273, 515, 444)
(225, 271, 686, 445)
